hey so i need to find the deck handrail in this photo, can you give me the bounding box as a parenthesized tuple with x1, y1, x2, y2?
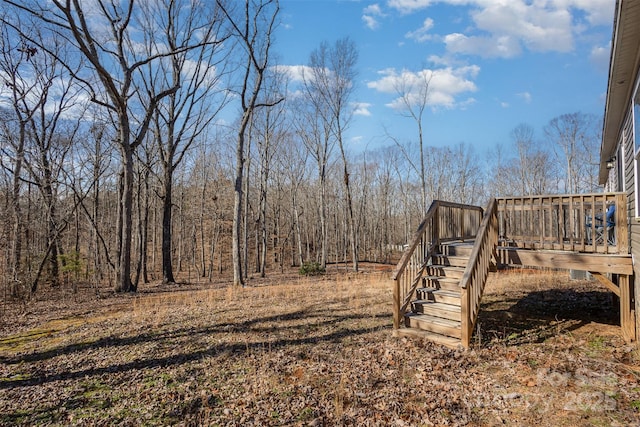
(459, 197, 498, 348)
(393, 200, 484, 330)
(392, 201, 438, 283)
(392, 201, 438, 329)
(496, 192, 628, 254)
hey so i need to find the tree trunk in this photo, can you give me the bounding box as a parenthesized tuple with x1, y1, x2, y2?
(10, 125, 25, 297)
(232, 178, 244, 286)
(319, 167, 327, 269)
(338, 145, 358, 272)
(232, 130, 246, 287)
(141, 174, 150, 284)
(259, 180, 267, 277)
(162, 166, 176, 284)
(292, 191, 304, 266)
(116, 144, 135, 293)
(199, 175, 207, 277)
(243, 151, 251, 281)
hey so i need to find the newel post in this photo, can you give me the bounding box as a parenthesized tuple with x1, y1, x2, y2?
(616, 193, 629, 254)
(393, 275, 401, 330)
(433, 202, 440, 246)
(460, 287, 470, 348)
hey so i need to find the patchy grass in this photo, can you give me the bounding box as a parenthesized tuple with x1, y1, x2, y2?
(0, 267, 639, 426)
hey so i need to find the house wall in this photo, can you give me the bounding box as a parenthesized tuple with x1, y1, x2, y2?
(613, 93, 640, 339)
(601, 0, 640, 342)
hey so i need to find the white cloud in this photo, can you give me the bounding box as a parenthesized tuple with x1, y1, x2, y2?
(367, 65, 479, 110)
(272, 65, 314, 82)
(501, 101, 509, 108)
(517, 92, 532, 103)
(444, 33, 522, 58)
(362, 15, 380, 30)
(471, 2, 574, 53)
(387, 0, 614, 58)
(590, 42, 611, 73)
(387, 0, 433, 15)
(363, 4, 385, 30)
(182, 59, 218, 87)
(0, 70, 91, 121)
(405, 17, 435, 42)
(353, 102, 372, 116)
(364, 4, 384, 15)
(427, 54, 463, 67)
(350, 135, 365, 146)
(556, 0, 614, 26)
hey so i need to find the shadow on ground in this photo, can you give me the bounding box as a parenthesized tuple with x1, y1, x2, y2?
(475, 287, 619, 346)
(0, 306, 391, 390)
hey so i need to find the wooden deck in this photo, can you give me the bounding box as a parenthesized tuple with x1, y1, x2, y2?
(496, 247, 632, 275)
(393, 192, 635, 349)
(497, 193, 628, 255)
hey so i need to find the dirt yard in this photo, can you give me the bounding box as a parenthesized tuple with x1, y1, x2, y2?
(1, 266, 639, 426)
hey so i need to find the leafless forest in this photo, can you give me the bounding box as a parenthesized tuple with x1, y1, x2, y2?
(0, 0, 602, 300)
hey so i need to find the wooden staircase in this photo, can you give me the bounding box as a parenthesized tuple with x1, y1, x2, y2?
(393, 199, 498, 349)
(402, 242, 473, 348)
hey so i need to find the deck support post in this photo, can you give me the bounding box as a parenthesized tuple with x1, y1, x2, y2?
(620, 274, 636, 342)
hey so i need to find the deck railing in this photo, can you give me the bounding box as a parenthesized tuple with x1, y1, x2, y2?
(392, 200, 484, 329)
(496, 192, 628, 255)
(460, 198, 498, 348)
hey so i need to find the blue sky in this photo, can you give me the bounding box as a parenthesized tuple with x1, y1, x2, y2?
(275, 0, 614, 154)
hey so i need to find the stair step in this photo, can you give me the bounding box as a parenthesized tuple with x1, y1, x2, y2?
(423, 276, 460, 291)
(416, 288, 461, 305)
(439, 242, 474, 256)
(412, 300, 461, 321)
(432, 289, 461, 305)
(427, 265, 465, 279)
(393, 327, 463, 350)
(404, 313, 461, 338)
(431, 254, 469, 267)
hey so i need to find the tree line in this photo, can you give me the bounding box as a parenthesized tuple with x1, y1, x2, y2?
(0, 0, 601, 298)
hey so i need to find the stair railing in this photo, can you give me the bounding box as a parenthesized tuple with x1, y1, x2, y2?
(393, 200, 484, 330)
(392, 201, 439, 329)
(459, 198, 498, 348)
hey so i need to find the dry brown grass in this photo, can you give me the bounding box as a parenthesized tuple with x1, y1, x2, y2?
(487, 268, 575, 293)
(1, 267, 639, 426)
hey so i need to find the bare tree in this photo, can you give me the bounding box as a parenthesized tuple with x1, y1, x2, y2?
(545, 112, 600, 194)
(274, 136, 308, 267)
(0, 19, 83, 294)
(511, 123, 556, 195)
(512, 123, 536, 195)
(1, 0, 232, 292)
(307, 37, 359, 271)
(252, 66, 287, 276)
(389, 69, 432, 214)
(425, 145, 451, 201)
(81, 119, 115, 286)
(0, 23, 34, 296)
(216, 0, 281, 287)
(132, 138, 155, 287)
(138, 0, 229, 285)
(450, 143, 483, 204)
(293, 91, 334, 269)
